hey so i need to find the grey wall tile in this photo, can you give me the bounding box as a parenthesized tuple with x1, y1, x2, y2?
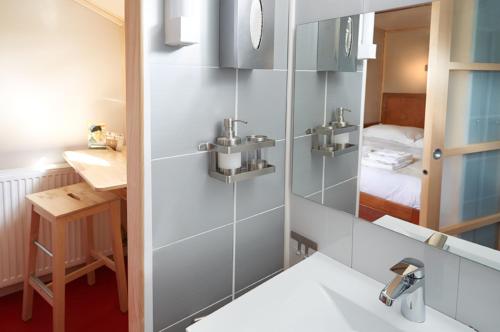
(324, 152, 358, 188)
(306, 191, 323, 204)
(235, 207, 284, 291)
(292, 136, 323, 197)
(151, 65, 235, 159)
(236, 141, 285, 220)
(163, 296, 232, 332)
(456, 258, 500, 332)
(237, 70, 287, 140)
(147, 0, 221, 67)
(326, 71, 364, 126)
(291, 194, 353, 266)
(352, 220, 460, 318)
(295, 22, 318, 70)
(293, 70, 326, 137)
(273, 0, 290, 70)
(323, 178, 358, 215)
(153, 225, 233, 331)
(152, 153, 233, 248)
(148, 1, 287, 328)
(235, 270, 283, 299)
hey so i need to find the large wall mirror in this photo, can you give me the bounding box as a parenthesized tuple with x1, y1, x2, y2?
(291, 0, 500, 271)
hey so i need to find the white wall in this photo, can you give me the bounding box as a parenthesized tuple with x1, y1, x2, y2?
(0, 0, 125, 170)
(383, 28, 430, 93)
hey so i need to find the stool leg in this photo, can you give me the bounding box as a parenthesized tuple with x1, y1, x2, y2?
(110, 200, 128, 313)
(52, 221, 66, 332)
(22, 206, 41, 321)
(85, 216, 96, 285)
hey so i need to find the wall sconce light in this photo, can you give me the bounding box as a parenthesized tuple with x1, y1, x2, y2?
(358, 13, 377, 60)
(164, 0, 200, 46)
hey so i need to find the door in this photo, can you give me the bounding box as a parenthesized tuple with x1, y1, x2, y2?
(421, 0, 500, 249)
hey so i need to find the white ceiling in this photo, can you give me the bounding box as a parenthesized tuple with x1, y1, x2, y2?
(375, 5, 431, 31)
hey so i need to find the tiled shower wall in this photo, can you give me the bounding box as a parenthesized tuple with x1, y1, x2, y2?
(145, 0, 289, 331)
(291, 22, 362, 214)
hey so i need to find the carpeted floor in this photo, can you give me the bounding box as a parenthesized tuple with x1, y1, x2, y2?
(0, 267, 128, 332)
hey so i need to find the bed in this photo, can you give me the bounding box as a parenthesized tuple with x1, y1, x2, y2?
(359, 93, 426, 224)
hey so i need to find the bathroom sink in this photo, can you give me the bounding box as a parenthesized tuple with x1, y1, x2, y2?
(188, 253, 472, 332)
(264, 281, 405, 332)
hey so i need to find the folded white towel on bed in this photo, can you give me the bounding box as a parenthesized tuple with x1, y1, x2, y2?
(362, 158, 413, 171)
(367, 149, 413, 164)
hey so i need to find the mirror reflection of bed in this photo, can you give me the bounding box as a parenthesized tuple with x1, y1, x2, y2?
(359, 5, 431, 225)
(360, 94, 426, 224)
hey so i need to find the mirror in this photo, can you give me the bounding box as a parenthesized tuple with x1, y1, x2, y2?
(249, 0, 264, 50)
(292, 15, 362, 215)
(291, 0, 500, 271)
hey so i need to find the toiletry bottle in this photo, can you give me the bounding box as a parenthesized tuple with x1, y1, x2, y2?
(216, 118, 247, 175)
(333, 108, 351, 144)
(246, 135, 268, 170)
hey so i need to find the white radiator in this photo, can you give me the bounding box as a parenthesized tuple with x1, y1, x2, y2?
(0, 165, 112, 289)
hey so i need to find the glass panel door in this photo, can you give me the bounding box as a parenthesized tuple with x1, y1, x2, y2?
(422, 0, 500, 251)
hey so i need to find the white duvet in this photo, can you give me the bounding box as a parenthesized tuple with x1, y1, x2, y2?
(360, 136, 423, 209)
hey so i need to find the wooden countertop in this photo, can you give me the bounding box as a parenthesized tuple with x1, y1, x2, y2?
(63, 148, 127, 191)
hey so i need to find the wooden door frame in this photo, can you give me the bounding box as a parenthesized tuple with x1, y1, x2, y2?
(420, 0, 453, 230)
(421, 0, 500, 248)
(125, 0, 144, 331)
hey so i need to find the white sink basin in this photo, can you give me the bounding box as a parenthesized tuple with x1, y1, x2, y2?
(188, 253, 472, 332)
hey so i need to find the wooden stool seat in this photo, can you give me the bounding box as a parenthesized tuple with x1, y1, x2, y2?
(27, 183, 119, 220)
(22, 182, 128, 332)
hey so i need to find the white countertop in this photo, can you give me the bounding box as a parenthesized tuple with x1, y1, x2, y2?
(374, 215, 500, 271)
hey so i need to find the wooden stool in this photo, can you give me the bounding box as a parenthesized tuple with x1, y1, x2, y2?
(22, 182, 128, 332)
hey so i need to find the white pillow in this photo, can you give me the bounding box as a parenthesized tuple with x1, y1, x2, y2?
(412, 138, 424, 149)
(364, 124, 424, 145)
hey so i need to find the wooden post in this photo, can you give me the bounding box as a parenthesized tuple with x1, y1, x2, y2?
(22, 205, 41, 321)
(420, 0, 453, 230)
(125, 0, 145, 329)
(86, 216, 96, 285)
(52, 221, 66, 332)
(110, 200, 128, 312)
(497, 223, 500, 251)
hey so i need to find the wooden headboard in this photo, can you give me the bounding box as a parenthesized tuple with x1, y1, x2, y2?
(381, 93, 426, 129)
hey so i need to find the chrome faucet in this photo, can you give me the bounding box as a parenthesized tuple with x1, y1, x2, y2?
(379, 258, 425, 323)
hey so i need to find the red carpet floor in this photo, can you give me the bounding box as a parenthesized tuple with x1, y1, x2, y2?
(0, 267, 128, 332)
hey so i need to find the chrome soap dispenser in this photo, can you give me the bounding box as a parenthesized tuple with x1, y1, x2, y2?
(216, 118, 247, 175)
(198, 117, 276, 184)
(335, 107, 351, 128)
(305, 107, 359, 158)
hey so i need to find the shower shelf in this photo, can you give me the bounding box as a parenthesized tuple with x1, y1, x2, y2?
(209, 165, 276, 184)
(198, 139, 275, 154)
(198, 136, 276, 184)
(311, 143, 358, 157)
(306, 124, 358, 136)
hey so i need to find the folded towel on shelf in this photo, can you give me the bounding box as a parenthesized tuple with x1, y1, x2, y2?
(362, 158, 413, 171)
(367, 149, 413, 164)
